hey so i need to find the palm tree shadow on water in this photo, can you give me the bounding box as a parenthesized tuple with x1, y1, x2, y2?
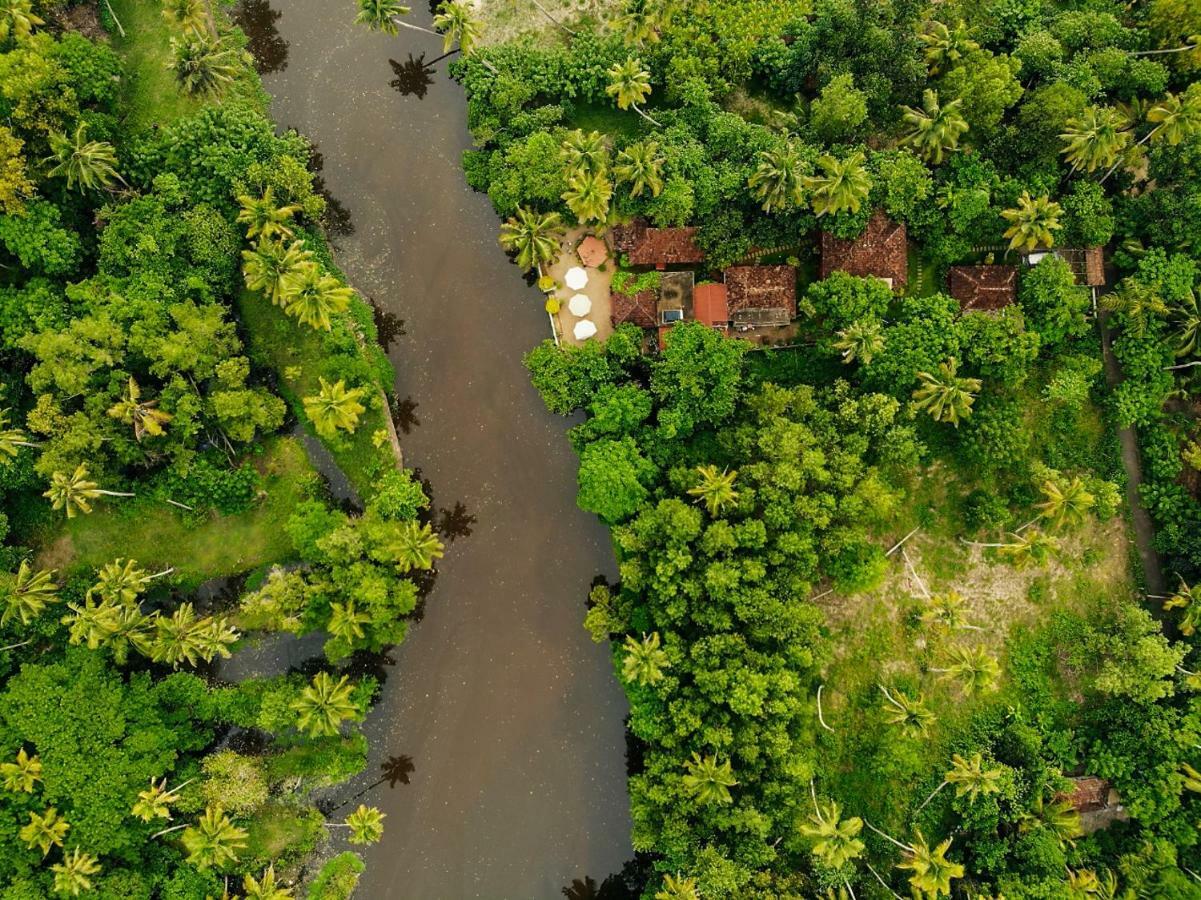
(561, 854, 655, 899)
(389, 54, 436, 99)
(231, 0, 288, 75)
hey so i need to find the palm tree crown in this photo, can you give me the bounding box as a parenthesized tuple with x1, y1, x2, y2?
(236, 187, 302, 240)
(800, 796, 865, 868)
(918, 20, 978, 74)
(243, 238, 315, 306)
(622, 631, 671, 686)
(681, 752, 737, 805)
(303, 378, 367, 439)
(686, 465, 739, 516)
(181, 805, 248, 870)
(433, 1, 483, 55)
(614, 140, 665, 198)
(902, 89, 969, 164)
(0, 0, 44, 41)
(561, 168, 613, 226)
(498, 207, 565, 272)
(50, 848, 102, 897)
(833, 318, 884, 365)
(355, 0, 410, 35)
(1060, 105, 1131, 173)
(803, 151, 872, 217)
(0, 748, 42, 793)
(107, 377, 172, 442)
(606, 58, 660, 125)
(280, 264, 353, 330)
(292, 672, 359, 737)
(912, 358, 981, 426)
(44, 123, 122, 193)
(1001, 192, 1063, 251)
(748, 142, 806, 213)
(169, 36, 239, 97)
(389, 520, 445, 573)
(346, 804, 387, 845)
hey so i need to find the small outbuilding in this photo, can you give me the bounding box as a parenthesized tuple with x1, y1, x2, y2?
(611, 219, 706, 269)
(948, 265, 1018, 312)
(821, 209, 908, 289)
(576, 235, 608, 268)
(693, 283, 730, 330)
(1023, 246, 1105, 287)
(724, 265, 797, 327)
(610, 288, 658, 329)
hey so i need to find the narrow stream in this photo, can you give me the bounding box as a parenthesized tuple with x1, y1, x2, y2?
(238, 2, 633, 896)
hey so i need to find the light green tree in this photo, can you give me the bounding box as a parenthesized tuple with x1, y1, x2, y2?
(354, 0, 409, 35)
(902, 90, 969, 164)
(132, 776, 191, 822)
(1, 561, 59, 626)
(800, 791, 865, 868)
(622, 632, 670, 686)
(917, 752, 1004, 811)
(0, 0, 44, 41)
(44, 123, 123, 193)
(498, 207, 564, 272)
(345, 804, 386, 845)
(833, 319, 884, 365)
(1001, 192, 1063, 251)
(236, 188, 302, 240)
(614, 140, 665, 198)
(1020, 794, 1083, 848)
(748, 143, 806, 212)
(1034, 476, 1095, 530)
(20, 808, 69, 856)
(918, 20, 978, 74)
(389, 520, 445, 572)
(606, 58, 661, 126)
(328, 600, 371, 644)
(161, 0, 209, 37)
(686, 465, 739, 516)
(169, 36, 239, 97)
(1164, 579, 1201, 636)
(1146, 89, 1201, 145)
(931, 644, 1001, 696)
(432, 1, 483, 55)
(912, 358, 981, 426)
(292, 672, 358, 737)
(50, 848, 102, 897)
(681, 752, 737, 805)
(280, 265, 353, 330)
(181, 805, 248, 870)
(0, 407, 37, 461)
(44, 465, 134, 518)
(878, 685, 935, 735)
(0, 748, 42, 793)
(243, 865, 294, 900)
(654, 873, 700, 900)
(803, 152, 872, 217)
(107, 377, 172, 442)
(303, 378, 367, 438)
(562, 169, 613, 225)
(1060, 106, 1131, 173)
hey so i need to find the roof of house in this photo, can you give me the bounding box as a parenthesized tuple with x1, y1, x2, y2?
(693, 283, 729, 326)
(1060, 247, 1106, 286)
(611, 219, 706, 267)
(610, 288, 658, 329)
(724, 265, 797, 319)
(1059, 776, 1113, 813)
(576, 235, 608, 268)
(820, 210, 908, 287)
(948, 265, 1018, 312)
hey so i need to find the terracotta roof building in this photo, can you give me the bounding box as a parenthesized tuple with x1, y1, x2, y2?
(724, 265, 797, 326)
(948, 265, 1018, 312)
(610, 288, 657, 329)
(576, 235, 608, 268)
(820, 210, 908, 288)
(611, 219, 705, 269)
(693, 283, 729, 328)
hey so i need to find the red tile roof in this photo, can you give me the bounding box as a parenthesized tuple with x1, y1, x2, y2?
(724, 266, 797, 319)
(611, 219, 705, 267)
(576, 235, 608, 268)
(1058, 776, 1113, 813)
(693, 283, 729, 326)
(821, 210, 908, 287)
(948, 265, 1018, 311)
(610, 288, 657, 329)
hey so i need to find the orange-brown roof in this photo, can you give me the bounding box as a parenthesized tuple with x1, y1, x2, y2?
(821, 210, 908, 287)
(693, 283, 729, 326)
(1056, 247, 1105, 287)
(576, 235, 608, 268)
(724, 265, 797, 317)
(610, 289, 657, 329)
(1057, 776, 1112, 813)
(948, 265, 1018, 311)
(611, 219, 705, 267)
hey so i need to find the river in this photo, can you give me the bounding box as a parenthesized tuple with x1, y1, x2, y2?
(236, 2, 633, 896)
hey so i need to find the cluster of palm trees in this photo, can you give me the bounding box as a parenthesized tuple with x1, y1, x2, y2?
(355, 0, 484, 64)
(161, 0, 243, 98)
(748, 146, 873, 217)
(303, 378, 368, 440)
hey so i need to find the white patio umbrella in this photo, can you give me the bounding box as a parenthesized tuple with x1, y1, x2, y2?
(565, 266, 588, 290)
(568, 293, 592, 316)
(573, 319, 598, 340)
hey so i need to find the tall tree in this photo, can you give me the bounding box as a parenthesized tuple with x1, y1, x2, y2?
(303, 378, 367, 438)
(19, 807, 69, 856)
(803, 151, 872, 217)
(561, 169, 613, 225)
(161, 0, 209, 37)
(918, 20, 978, 75)
(107, 377, 172, 442)
(614, 140, 665, 198)
(280, 264, 353, 330)
(561, 129, 609, 175)
(0, 0, 43, 41)
(1164, 579, 1201, 636)
(43, 123, 122, 193)
(902, 90, 969, 164)
(328, 600, 371, 644)
(44, 465, 134, 518)
(616, 0, 677, 46)
(1, 561, 59, 626)
(242, 865, 294, 900)
(686, 465, 739, 516)
(681, 752, 737, 805)
(879, 685, 935, 735)
(931, 644, 1000, 696)
(800, 793, 865, 868)
(0, 748, 42, 793)
(622, 631, 670, 686)
(1001, 192, 1063, 251)
(236, 188, 301, 240)
(1060, 106, 1131, 173)
(912, 358, 981, 426)
(0, 408, 36, 461)
(606, 58, 661, 126)
(917, 752, 1003, 811)
(181, 806, 248, 870)
(50, 849, 102, 897)
(345, 804, 386, 845)
(432, 0, 483, 55)
(498, 207, 564, 272)
(292, 672, 359, 737)
(833, 319, 885, 365)
(653, 874, 700, 900)
(389, 520, 445, 572)
(354, 0, 410, 35)
(170, 36, 239, 97)
(1034, 476, 1095, 530)
(1146, 89, 1201, 145)
(748, 142, 806, 212)
(242, 238, 315, 306)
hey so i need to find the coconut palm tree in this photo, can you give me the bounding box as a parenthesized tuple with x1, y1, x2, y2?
(132, 776, 191, 822)
(1100, 277, 1169, 334)
(686, 465, 739, 516)
(800, 792, 865, 868)
(1001, 192, 1063, 251)
(1060, 106, 1131, 173)
(912, 358, 981, 426)
(20, 808, 69, 856)
(931, 644, 1000, 696)
(1163, 579, 1201, 636)
(280, 265, 353, 330)
(1034, 476, 1094, 530)
(916, 752, 1003, 812)
(292, 672, 358, 737)
(1067, 868, 1119, 899)
(151, 604, 236, 667)
(616, 0, 677, 46)
(1146, 89, 1201, 146)
(107, 377, 172, 442)
(345, 804, 386, 845)
(0, 0, 42, 41)
(995, 529, 1058, 569)
(50, 848, 101, 897)
(62, 593, 122, 650)
(622, 631, 670, 686)
(169, 36, 239, 97)
(879, 685, 935, 735)
(0, 748, 41, 793)
(243, 865, 294, 900)
(748, 142, 806, 213)
(303, 378, 367, 438)
(1180, 762, 1201, 793)
(1, 561, 59, 626)
(803, 151, 872, 218)
(654, 874, 700, 900)
(498, 207, 564, 273)
(328, 600, 371, 644)
(614, 140, 665, 198)
(682, 752, 737, 805)
(390, 520, 445, 573)
(833, 319, 884, 365)
(0, 408, 37, 461)
(1170, 287, 1201, 358)
(432, 0, 482, 55)
(561, 129, 609, 176)
(562, 169, 613, 225)
(606, 57, 661, 126)
(242, 238, 315, 306)
(182, 806, 248, 870)
(43, 123, 122, 193)
(1129, 34, 1201, 58)
(236, 188, 302, 241)
(918, 19, 978, 75)
(1020, 794, 1082, 849)
(919, 590, 980, 633)
(354, 0, 409, 35)
(161, 0, 209, 37)
(896, 831, 964, 898)
(44, 465, 133, 518)
(902, 90, 969, 164)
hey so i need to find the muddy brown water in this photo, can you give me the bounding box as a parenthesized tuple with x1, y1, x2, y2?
(241, 3, 633, 896)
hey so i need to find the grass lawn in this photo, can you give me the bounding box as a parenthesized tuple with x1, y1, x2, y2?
(106, 0, 200, 129)
(236, 290, 397, 500)
(35, 437, 316, 585)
